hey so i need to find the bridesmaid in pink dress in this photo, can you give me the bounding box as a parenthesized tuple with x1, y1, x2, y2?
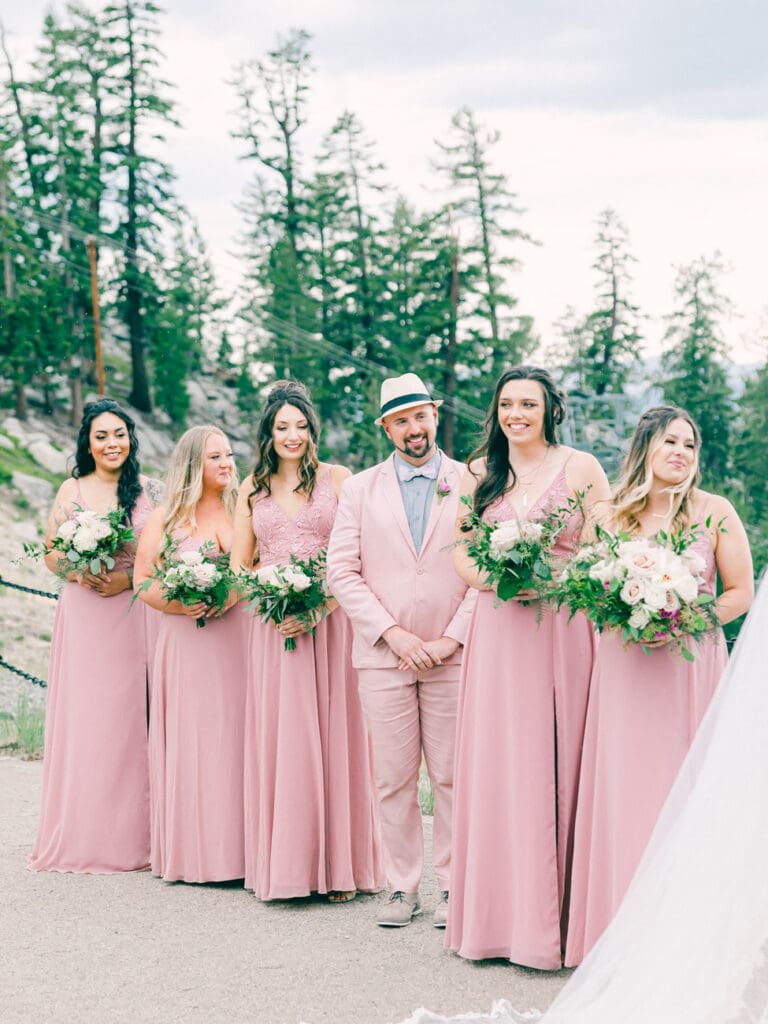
(134, 426, 248, 883)
(230, 380, 383, 903)
(565, 404, 754, 965)
(446, 366, 611, 969)
(31, 399, 158, 873)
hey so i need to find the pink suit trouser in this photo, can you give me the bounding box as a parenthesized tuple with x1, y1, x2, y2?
(356, 663, 459, 894)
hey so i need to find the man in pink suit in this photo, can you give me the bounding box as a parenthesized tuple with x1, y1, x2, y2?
(326, 373, 476, 929)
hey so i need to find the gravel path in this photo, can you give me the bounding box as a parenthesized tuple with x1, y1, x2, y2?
(1, 757, 569, 1024)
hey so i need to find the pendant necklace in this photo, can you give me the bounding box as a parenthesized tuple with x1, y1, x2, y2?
(510, 447, 550, 509)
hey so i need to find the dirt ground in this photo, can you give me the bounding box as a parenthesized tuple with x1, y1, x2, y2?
(1, 757, 568, 1024)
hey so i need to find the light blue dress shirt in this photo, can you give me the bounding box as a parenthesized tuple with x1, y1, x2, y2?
(393, 450, 441, 554)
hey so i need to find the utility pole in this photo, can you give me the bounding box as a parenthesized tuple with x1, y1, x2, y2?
(86, 238, 105, 395)
(443, 205, 460, 458)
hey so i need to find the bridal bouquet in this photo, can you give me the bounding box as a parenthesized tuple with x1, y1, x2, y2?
(135, 540, 233, 628)
(459, 495, 572, 601)
(554, 525, 718, 660)
(240, 549, 329, 651)
(24, 506, 135, 579)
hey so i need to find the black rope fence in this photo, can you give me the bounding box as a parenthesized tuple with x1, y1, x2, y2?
(0, 655, 47, 689)
(0, 575, 60, 602)
(0, 575, 57, 689)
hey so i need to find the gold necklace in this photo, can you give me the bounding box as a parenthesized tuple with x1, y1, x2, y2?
(509, 448, 550, 509)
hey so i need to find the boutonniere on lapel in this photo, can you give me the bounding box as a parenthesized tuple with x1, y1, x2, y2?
(435, 478, 452, 503)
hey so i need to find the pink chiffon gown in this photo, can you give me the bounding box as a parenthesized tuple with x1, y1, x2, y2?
(244, 471, 384, 899)
(446, 466, 595, 969)
(564, 515, 728, 966)
(149, 536, 249, 883)
(30, 487, 153, 873)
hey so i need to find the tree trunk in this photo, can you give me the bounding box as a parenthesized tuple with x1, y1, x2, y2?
(14, 377, 28, 419)
(125, 2, 152, 412)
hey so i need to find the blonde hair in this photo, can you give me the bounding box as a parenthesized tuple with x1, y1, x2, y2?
(612, 405, 701, 533)
(162, 425, 239, 535)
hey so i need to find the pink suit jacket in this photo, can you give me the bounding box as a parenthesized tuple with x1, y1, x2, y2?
(326, 452, 476, 670)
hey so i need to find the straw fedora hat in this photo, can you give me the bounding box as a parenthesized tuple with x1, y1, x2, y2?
(375, 373, 443, 425)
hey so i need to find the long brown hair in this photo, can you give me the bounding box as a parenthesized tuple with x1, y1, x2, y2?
(468, 366, 566, 521)
(249, 380, 320, 507)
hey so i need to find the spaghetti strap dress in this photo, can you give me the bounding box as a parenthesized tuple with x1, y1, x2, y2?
(446, 465, 595, 969)
(30, 486, 153, 873)
(564, 511, 727, 965)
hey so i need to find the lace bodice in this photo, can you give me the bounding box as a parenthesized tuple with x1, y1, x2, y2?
(483, 464, 583, 558)
(251, 471, 337, 568)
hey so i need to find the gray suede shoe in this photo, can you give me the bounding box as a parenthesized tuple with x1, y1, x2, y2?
(377, 891, 422, 927)
(433, 890, 449, 928)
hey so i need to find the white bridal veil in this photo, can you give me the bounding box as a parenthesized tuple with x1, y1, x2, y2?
(403, 572, 768, 1024)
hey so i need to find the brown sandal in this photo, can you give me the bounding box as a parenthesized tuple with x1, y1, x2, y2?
(328, 890, 357, 903)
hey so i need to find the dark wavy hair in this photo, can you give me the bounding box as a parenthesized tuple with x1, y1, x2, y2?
(249, 380, 320, 507)
(73, 398, 142, 522)
(467, 365, 566, 521)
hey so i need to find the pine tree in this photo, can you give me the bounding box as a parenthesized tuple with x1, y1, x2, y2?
(662, 254, 735, 487)
(148, 217, 224, 426)
(434, 107, 537, 374)
(232, 29, 319, 395)
(102, 0, 180, 412)
(581, 209, 643, 395)
(734, 326, 768, 524)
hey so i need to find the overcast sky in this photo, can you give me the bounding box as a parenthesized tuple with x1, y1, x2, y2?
(7, 0, 768, 363)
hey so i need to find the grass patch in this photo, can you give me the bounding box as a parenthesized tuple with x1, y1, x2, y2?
(0, 710, 18, 749)
(14, 692, 46, 759)
(418, 760, 434, 816)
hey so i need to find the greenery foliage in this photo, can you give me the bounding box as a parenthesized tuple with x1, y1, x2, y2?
(0, 10, 765, 581)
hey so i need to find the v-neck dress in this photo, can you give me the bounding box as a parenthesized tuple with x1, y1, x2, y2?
(446, 464, 595, 968)
(30, 486, 153, 873)
(564, 509, 727, 965)
(244, 472, 383, 899)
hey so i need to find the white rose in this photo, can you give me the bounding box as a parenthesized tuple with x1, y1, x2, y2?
(179, 550, 204, 566)
(663, 589, 681, 613)
(91, 520, 112, 540)
(520, 522, 544, 543)
(72, 527, 98, 553)
(620, 578, 645, 606)
(617, 540, 661, 577)
(643, 582, 667, 611)
(282, 567, 312, 592)
(255, 564, 284, 587)
(191, 563, 217, 588)
(56, 520, 77, 543)
(681, 548, 707, 576)
(75, 509, 103, 530)
(489, 520, 522, 557)
(672, 573, 698, 603)
(628, 605, 652, 630)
